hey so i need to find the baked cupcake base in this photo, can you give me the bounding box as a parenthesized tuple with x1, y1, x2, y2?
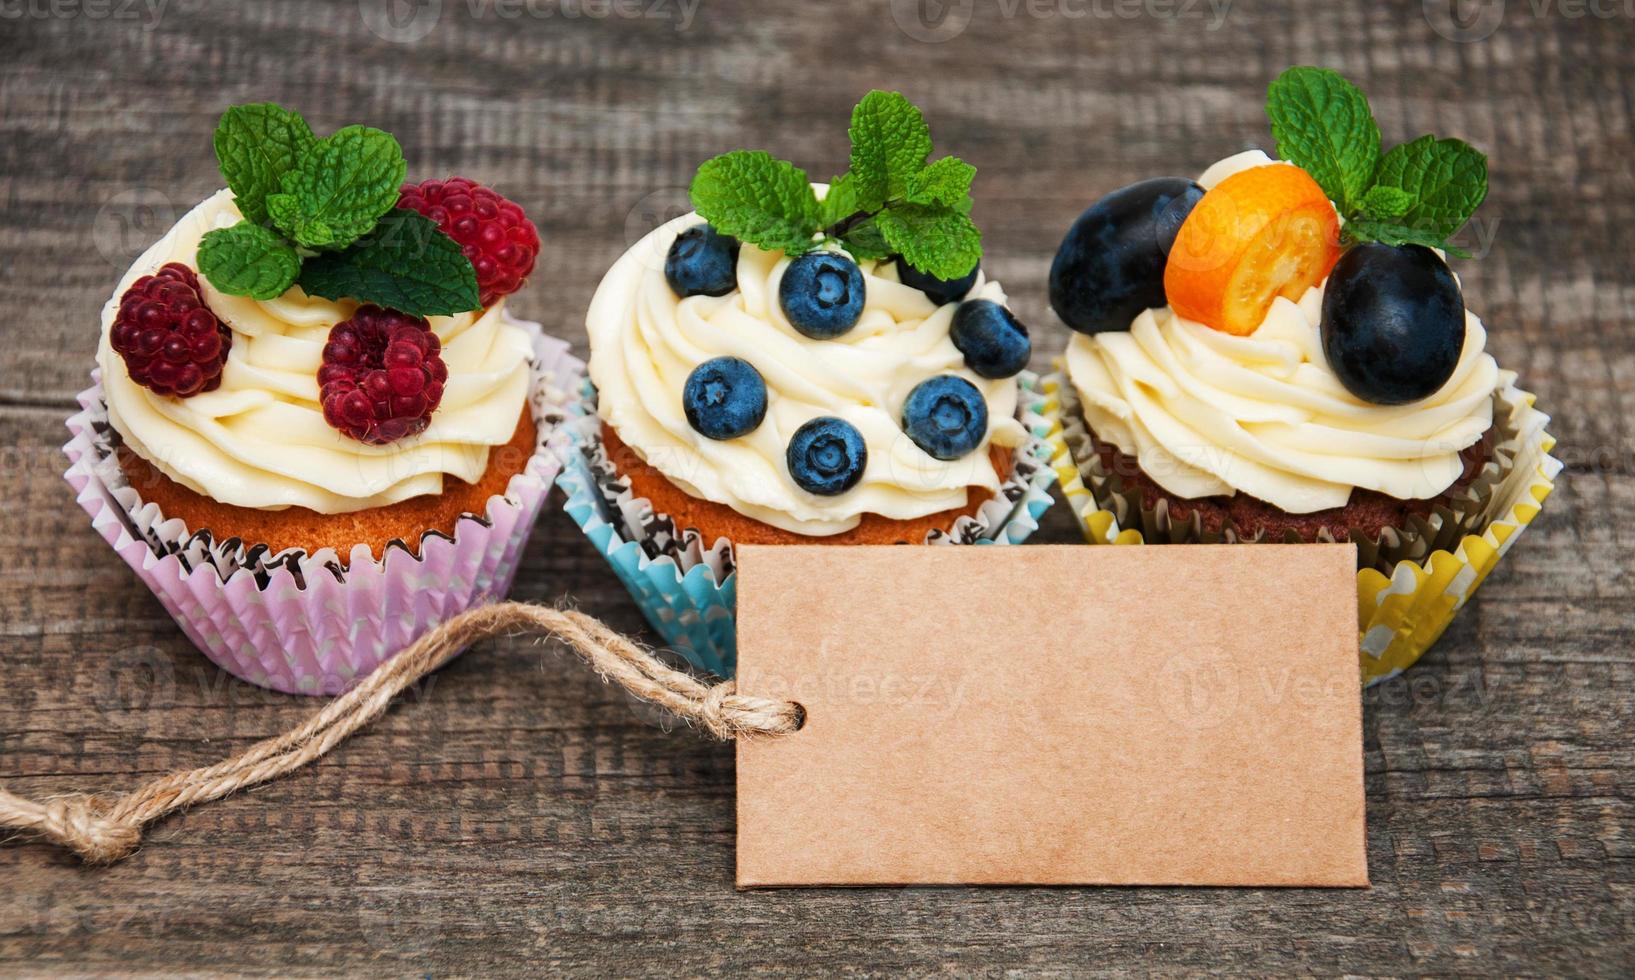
(1050, 368, 1514, 572)
(599, 422, 1012, 547)
(66, 320, 583, 695)
(556, 374, 1060, 677)
(116, 408, 537, 559)
(1078, 422, 1491, 551)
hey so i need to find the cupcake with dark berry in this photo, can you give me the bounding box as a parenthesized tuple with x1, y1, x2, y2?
(1043, 68, 1558, 682)
(561, 91, 1055, 674)
(66, 103, 581, 694)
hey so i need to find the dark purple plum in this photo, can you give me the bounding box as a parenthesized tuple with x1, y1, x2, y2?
(1320, 243, 1465, 406)
(1048, 177, 1205, 334)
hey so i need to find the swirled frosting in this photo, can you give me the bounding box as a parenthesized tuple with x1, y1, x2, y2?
(97, 190, 534, 514)
(587, 207, 1026, 537)
(1066, 152, 1499, 514)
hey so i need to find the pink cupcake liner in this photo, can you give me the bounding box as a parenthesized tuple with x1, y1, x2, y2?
(63, 317, 584, 696)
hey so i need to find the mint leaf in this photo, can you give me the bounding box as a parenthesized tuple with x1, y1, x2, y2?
(1266, 66, 1380, 214)
(212, 103, 316, 225)
(298, 210, 480, 316)
(1344, 218, 1472, 259)
(847, 90, 933, 212)
(1359, 184, 1414, 220)
(1373, 134, 1487, 239)
(875, 203, 980, 280)
(818, 172, 861, 229)
(266, 125, 408, 251)
(690, 150, 821, 254)
(197, 220, 301, 300)
(838, 217, 892, 260)
(905, 156, 975, 209)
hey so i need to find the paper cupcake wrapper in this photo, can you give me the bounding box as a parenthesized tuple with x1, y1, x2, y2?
(1041, 364, 1560, 686)
(554, 372, 1059, 678)
(63, 315, 585, 696)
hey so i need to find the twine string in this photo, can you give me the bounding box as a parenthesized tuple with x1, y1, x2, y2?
(0, 602, 803, 865)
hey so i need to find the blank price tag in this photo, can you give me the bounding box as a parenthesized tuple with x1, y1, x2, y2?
(735, 544, 1367, 888)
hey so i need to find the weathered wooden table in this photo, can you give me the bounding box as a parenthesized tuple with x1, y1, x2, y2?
(2, 0, 1630, 973)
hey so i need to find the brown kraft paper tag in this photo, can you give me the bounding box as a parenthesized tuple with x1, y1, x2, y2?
(734, 543, 1368, 888)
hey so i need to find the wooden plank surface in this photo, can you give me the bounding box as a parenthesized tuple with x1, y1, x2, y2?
(1, 0, 1631, 974)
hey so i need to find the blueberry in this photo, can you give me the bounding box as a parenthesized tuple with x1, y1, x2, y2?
(786, 417, 867, 495)
(895, 256, 979, 306)
(683, 356, 768, 440)
(1320, 243, 1466, 405)
(950, 299, 1030, 379)
(1048, 177, 1205, 334)
(665, 224, 740, 298)
(902, 375, 988, 461)
(779, 252, 865, 339)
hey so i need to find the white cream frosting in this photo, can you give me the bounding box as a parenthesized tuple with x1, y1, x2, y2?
(1065, 151, 1498, 514)
(97, 190, 534, 514)
(586, 206, 1026, 537)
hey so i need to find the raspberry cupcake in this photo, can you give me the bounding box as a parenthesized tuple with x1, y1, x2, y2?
(1042, 68, 1558, 683)
(560, 92, 1056, 676)
(65, 104, 582, 694)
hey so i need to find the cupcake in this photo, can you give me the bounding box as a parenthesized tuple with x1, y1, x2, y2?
(1043, 67, 1558, 683)
(65, 103, 582, 694)
(561, 91, 1056, 676)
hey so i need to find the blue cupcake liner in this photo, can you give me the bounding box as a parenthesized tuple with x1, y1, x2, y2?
(553, 374, 1058, 677)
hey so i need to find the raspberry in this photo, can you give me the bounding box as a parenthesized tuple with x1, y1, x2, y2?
(317, 306, 448, 445)
(109, 263, 231, 398)
(397, 177, 540, 307)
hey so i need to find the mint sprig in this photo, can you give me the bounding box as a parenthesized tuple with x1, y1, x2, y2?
(847, 89, 935, 210)
(197, 103, 482, 318)
(298, 210, 479, 316)
(688, 91, 982, 281)
(197, 221, 302, 301)
(265, 125, 407, 251)
(1266, 66, 1487, 258)
(213, 103, 316, 225)
(690, 151, 822, 256)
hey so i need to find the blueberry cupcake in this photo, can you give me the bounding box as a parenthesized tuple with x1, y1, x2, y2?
(560, 92, 1056, 675)
(65, 104, 581, 694)
(1042, 68, 1558, 682)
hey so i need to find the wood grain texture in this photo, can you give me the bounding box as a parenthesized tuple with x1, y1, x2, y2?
(0, 0, 1631, 974)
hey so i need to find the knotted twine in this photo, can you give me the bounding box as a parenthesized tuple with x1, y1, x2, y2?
(0, 602, 804, 865)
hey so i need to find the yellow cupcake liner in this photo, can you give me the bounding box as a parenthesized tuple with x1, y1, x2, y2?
(1039, 363, 1560, 685)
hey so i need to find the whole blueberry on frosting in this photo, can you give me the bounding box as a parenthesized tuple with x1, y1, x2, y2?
(683, 356, 768, 440)
(902, 375, 988, 461)
(665, 224, 740, 298)
(786, 417, 868, 496)
(950, 299, 1030, 379)
(896, 256, 979, 306)
(779, 252, 865, 339)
